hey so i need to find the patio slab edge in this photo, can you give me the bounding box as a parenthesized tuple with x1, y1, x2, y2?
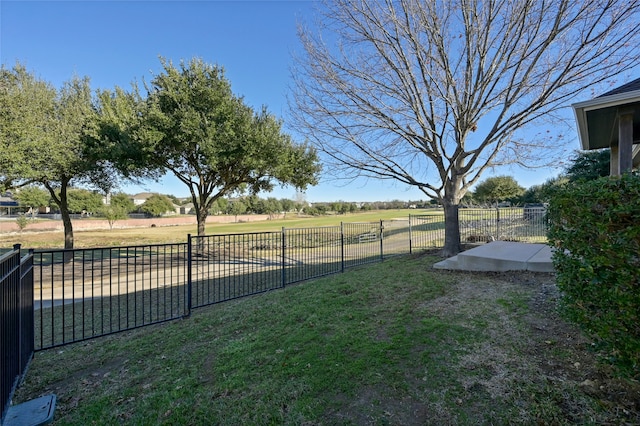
(433, 241, 554, 272)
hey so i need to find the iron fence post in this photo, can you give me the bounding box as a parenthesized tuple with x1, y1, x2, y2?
(408, 215, 413, 254)
(16, 244, 23, 364)
(282, 227, 286, 288)
(340, 222, 345, 273)
(19, 248, 34, 376)
(186, 234, 192, 318)
(379, 220, 384, 261)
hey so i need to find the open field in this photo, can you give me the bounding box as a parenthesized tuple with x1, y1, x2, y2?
(1, 209, 435, 249)
(14, 254, 640, 425)
(2, 206, 547, 251)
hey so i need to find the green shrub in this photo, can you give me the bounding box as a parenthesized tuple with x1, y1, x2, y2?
(100, 205, 129, 230)
(547, 173, 640, 378)
(16, 214, 29, 231)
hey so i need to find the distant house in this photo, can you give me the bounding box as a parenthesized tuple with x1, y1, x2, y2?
(130, 192, 180, 216)
(131, 192, 157, 206)
(0, 193, 19, 216)
(180, 203, 195, 215)
(573, 77, 640, 175)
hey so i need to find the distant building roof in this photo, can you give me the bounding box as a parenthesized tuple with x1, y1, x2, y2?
(0, 196, 18, 207)
(131, 192, 157, 200)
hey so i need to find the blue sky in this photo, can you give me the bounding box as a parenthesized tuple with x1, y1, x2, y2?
(2, 0, 572, 202)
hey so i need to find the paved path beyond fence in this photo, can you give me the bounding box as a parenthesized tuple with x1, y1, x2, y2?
(433, 241, 554, 272)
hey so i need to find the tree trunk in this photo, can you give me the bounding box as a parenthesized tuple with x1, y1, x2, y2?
(57, 182, 74, 263)
(44, 180, 74, 250)
(442, 201, 461, 257)
(58, 184, 74, 250)
(196, 206, 207, 237)
(61, 207, 74, 250)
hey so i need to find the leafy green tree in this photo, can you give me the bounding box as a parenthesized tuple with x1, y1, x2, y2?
(565, 149, 610, 183)
(280, 198, 295, 218)
(243, 195, 260, 214)
(251, 197, 267, 214)
(210, 197, 228, 215)
(100, 205, 128, 230)
(520, 176, 567, 204)
(15, 215, 29, 231)
(250, 197, 281, 217)
(227, 200, 247, 222)
(264, 197, 282, 219)
(387, 200, 406, 210)
(14, 186, 50, 213)
(460, 192, 476, 206)
(110, 192, 136, 213)
(294, 202, 306, 215)
(91, 86, 160, 185)
(165, 194, 181, 205)
(315, 204, 329, 215)
(304, 206, 320, 216)
(473, 176, 524, 205)
(140, 194, 175, 217)
(0, 64, 104, 249)
(66, 188, 103, 214)
(99, 57, 320, 236)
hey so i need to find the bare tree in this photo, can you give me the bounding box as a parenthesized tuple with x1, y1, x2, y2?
(291, 0, 640, 255)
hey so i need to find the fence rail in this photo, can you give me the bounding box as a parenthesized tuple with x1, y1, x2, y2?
(18, 208, 548, 351)
(1, 245, 34, 424)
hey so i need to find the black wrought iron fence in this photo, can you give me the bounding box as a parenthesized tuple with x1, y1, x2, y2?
(283, 226, 343, 283)
(22, 211, 547, 351)
(458, 207, 548, 243)
(409, 207, 548, 246)
(190, 232, 285, 308)
(409, 214, 446, 249)
(33, 243, 189, 350)
(189, 223, 408, 309)
(1, 245, 34, 424)
(30, 223, 412, 350)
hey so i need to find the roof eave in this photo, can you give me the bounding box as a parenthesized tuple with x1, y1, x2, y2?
(572, 104, 591, 151)
(571, 90, 640, 151)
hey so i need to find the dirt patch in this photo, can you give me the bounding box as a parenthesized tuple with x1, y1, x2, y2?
(326, 269, 640, 425)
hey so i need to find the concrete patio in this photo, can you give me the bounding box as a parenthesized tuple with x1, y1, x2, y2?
(433, 241, 554, 272)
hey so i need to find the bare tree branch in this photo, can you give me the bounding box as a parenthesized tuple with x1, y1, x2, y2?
(290, 0, 640, 254)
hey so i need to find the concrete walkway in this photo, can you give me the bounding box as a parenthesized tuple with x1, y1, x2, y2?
(433, 241, 554, 272)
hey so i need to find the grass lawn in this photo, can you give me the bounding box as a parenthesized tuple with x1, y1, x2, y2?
(13, 254, 639, 425)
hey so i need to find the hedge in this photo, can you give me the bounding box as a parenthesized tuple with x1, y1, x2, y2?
(547, 173, 639, 377)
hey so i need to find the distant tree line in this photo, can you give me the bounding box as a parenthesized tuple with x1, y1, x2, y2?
(456, 149, 614, 207)
(9, 185, 436, 221)
(10, 146, 610, 220)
